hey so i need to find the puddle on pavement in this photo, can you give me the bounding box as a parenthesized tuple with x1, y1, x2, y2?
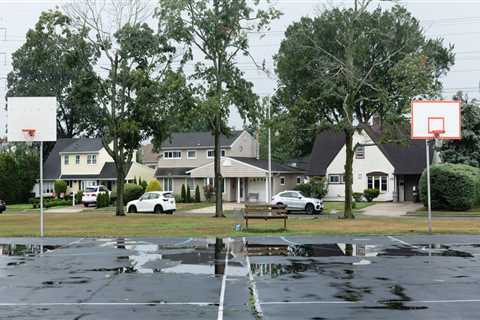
(0, 244, 60, 257)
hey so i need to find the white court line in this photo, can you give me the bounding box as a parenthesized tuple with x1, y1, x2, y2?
(173, 238, 193, 247)
(261, 301, 356, 305)
(280, 236, 299, 246)
(66, 238, 86, 247)
(0, 302, 213, 307)
(40, 238, 86, 257)
(387, 236, 420, 249)
(243, 237, 263, 317)
(217, 239, 230, 320)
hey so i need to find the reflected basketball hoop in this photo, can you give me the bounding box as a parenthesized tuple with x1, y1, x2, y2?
(22, 128, 36, 139)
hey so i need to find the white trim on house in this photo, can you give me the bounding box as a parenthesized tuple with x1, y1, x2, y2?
(186, 157, 268, 176)
(163, 150, 182, 160)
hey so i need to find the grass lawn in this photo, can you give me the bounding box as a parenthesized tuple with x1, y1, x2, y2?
(0, 210, 478, 237)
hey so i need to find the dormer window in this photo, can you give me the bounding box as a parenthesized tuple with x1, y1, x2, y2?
(187, 150, 196, 159)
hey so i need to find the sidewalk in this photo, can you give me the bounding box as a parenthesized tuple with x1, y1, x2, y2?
(178, 203, 245, 216)
(359, 202, 423, 217)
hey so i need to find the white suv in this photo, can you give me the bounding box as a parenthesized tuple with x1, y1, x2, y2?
(272, 190, 324, 214)
(82, 185, 110, 207)
(127, 191, 176, 214)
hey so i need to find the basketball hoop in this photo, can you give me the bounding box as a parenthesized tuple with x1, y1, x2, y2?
(22, 128, 36, 137)
(430, 129, 445, 139)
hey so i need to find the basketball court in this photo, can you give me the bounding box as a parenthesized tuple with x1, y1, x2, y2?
(0, 235, 480, 319)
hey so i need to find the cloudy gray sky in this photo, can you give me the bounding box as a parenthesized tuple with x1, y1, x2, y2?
(1, 0, 480, 138)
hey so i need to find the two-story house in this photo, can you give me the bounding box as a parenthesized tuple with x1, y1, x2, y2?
(35, 138, 155, 196)
(308, 125, 433, 202)
(143, 130, 305, 202)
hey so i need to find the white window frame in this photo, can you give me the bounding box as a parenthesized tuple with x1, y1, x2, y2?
(280, 176, 286, 186)
(64, 155, 69, 165)
(163, 177, 173, 192)
(87, 154, 97, 165)
(328, 174, 345, 184)
(164, 151, 182, 160)
(367, 175, 388, 192)
(207, 149, 226, 159)
(75, 155, 80, 165)
(355, 145, 365, 159)
(187, 150, 197, 159)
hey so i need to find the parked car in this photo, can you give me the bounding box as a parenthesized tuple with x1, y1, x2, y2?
(271, 190, 324, 214)
(127, 191, 176, 214)
(82, 185, 110, 207)
(0, 200, 5, 213)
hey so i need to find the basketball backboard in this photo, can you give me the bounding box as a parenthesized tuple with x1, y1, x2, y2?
(7, 97, 57, 142)
(411, 100, 461, 140)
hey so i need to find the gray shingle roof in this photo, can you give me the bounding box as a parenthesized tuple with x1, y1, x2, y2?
(155, 167, 194, 177)
(308, 127, 433, 176)
(60, 138, 103, 153)
(161, 131, 243, 149)
(231, 157, 305, 173)
(43, 138, 77, 180)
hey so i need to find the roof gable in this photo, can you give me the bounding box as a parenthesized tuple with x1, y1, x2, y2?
(60, 138, 103, 153)
(161, 131, 243, 149)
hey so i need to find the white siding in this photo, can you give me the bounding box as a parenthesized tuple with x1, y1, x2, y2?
(325, 130, 395, 202)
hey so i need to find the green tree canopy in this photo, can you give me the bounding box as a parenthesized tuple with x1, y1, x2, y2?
(7, 10, 98, 138)
(274, 2, 454, 218)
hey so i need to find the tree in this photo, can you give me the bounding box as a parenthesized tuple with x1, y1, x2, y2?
(67, 1, 193, 216)
(181, 184, 186, 203)
(54, 180, 68, 197)
(7, 10, 97, 138)
(439, 92, 480, 166)
(274, 2, 454, 218)
(195, 185, 201, 202)
(186, 185, 192, 203)
(157, 0, 281, 217)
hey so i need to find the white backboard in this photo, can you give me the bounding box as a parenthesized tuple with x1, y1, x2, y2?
(7, 97, 57, 142)
(411, 100, 461, 140)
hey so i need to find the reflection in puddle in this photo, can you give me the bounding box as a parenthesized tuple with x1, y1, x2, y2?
(0, 244, 60, 256)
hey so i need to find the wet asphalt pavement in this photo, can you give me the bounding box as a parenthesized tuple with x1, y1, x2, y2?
(1, 235, 480, 319)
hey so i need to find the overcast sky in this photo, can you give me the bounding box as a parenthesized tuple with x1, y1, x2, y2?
(1, 0, 480, 138)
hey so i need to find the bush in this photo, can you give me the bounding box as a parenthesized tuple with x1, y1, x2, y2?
(294, 177, 327, 198)
(419, 163, 480, 211)
(195, 185, 201, 202)
(75, 190, 83, 204)
(124, 183, 144, 204)
(54, 180, 67, 198)
(96, 192, 110, 208)
(140, 180, 148, 191)
(186, 186, 192, 203)
(31, 197, 70, 209)
(181, 184, 186, 203)
(145, 179, 162, 192)
(363, 189, 380, 202)
(353, 192, 364, 202)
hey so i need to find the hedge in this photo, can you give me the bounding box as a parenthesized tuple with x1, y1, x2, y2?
(124, 183, 144, 204)
(31, 198, 71, 209)
(96, 193, 110, 208)
(419, 163, 480, 211)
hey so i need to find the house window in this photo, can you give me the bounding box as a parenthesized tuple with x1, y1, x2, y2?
(296, 176, 302, 185)
(355, 146, 365, 159)
(328, 174, 344, 184)
(186, 178, 195, 190)
(207, 149, 226, 158)
(280, 177, 286, 185)
(75, 155, 80, 165)
(187, 150, 196, 159)
(163, 178, 173, 192)
(87, 154, 96, 165)
(64, 155, 69, 165)
(164, 151, 181, 159)
(367, 175, 388, 192)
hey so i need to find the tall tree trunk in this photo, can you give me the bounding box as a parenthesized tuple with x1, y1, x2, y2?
(214, 115, 224, 217)
(116, 162, 125, 216)
(343, 130, 355, 219)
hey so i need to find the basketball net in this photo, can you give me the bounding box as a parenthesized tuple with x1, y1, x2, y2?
(430, 129, 445, 139)
(22, 129, 36, 145)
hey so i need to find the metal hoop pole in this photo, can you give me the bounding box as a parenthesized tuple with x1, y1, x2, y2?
(426, 139, 432, 233)
(40, 141, 44, 237)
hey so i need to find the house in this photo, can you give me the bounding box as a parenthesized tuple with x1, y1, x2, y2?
(145, 130, 305, 202)
(308, 126, 433, 202)
(34, 138, 155, 197)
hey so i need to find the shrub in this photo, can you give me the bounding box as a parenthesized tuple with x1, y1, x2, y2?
(363, 189, 380, 202)
(181, 184, 186, 203)
(195, 185, 201, 202)
(141, 180, 148, 191)
(96, 192, 110, 208)
(75, 190, 83, 204)
(186, 186, 192, 203)
(31, 197, 70, 209)
(54, 180, 67, 198)
(146, 179, 162, 192)
(353, 192, 363, 202)
(419, 163, 480, 211)
(124, 183, 144, 204)
(294, 177, 327, 198)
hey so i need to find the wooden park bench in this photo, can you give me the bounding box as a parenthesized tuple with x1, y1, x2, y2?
(243, 204, 288, 231)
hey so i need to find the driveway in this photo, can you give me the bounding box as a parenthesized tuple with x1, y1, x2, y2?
(360, 202, 423, 217)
